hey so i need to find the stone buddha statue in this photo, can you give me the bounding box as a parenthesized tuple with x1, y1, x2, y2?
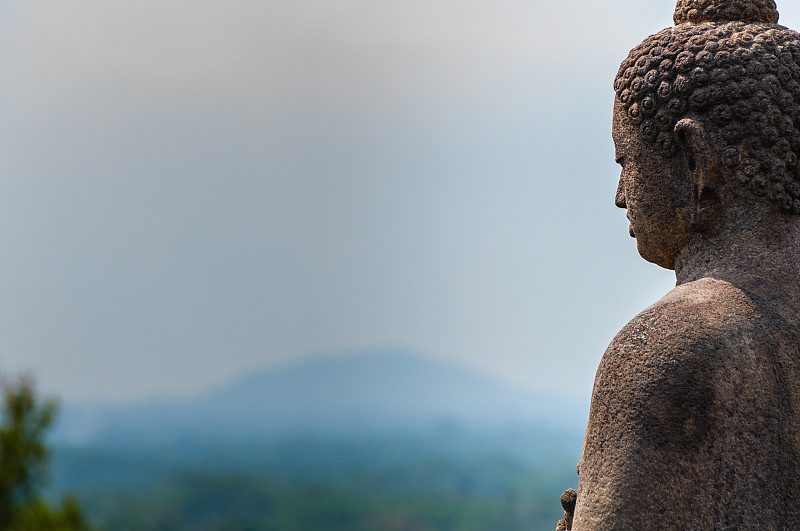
(567, 0, 800, 528)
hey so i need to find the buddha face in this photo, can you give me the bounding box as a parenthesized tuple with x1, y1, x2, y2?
(612, 100, 693, 269)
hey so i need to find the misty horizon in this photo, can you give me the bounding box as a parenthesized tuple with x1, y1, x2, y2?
(3, 0, 796, 406)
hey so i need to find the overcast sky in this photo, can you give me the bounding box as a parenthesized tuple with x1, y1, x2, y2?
(1, 0, 798, 404)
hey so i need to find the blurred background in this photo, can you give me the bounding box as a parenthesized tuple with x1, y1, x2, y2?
(0, 0, 795, 529)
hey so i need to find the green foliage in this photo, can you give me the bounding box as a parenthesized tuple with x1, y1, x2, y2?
(0, 377, 55, 525)
(0, 377, 93, 530)
(9, 496, 92, 531)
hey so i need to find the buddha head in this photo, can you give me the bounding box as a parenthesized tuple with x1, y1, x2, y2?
(613, 0, 800, 269)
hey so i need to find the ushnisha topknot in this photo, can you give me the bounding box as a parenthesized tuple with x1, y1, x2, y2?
(674, 0, 779, 25)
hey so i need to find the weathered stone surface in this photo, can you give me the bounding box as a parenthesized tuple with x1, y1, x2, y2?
(673, 0, 778, 25)
(555, 489, 577, 531)
(568, 0, 800, 528)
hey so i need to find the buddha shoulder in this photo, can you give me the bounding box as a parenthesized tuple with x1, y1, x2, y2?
(587, 279, 761, 448)
(598, 278, 759, 377)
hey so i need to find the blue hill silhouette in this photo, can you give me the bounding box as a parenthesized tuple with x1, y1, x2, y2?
(54, 349, 586, 449)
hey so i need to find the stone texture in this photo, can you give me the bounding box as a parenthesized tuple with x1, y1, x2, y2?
(555, 489, 577, 531)
(566, 0, 800, 528)
(674, 0, 778, 25)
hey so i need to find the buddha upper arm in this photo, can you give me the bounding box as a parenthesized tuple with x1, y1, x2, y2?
(592, 320, 720, 454)
(575, 308, 727, 527)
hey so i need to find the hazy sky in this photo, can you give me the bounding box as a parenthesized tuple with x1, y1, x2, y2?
(1, 0, 798, 403)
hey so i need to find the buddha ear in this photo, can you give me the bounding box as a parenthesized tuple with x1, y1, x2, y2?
(674, 119, 714, 184)
(674, 118, 718, 231)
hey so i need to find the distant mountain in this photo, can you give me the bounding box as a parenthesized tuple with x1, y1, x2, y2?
(53, 349, 587, 448)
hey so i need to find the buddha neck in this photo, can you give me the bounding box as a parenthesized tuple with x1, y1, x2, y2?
(674, 210, 800, 312)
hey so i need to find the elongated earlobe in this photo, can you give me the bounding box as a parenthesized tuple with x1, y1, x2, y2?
(674, 118, 713, 232)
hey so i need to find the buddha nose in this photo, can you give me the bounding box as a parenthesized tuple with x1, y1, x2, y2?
(615, 179, 627, 209)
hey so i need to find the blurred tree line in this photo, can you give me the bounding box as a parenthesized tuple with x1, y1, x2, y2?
(0, 377, 93, 530)
(67, 442, 574, 530)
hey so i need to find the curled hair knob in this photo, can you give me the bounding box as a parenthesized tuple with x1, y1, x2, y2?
(673, 0, 779, 25)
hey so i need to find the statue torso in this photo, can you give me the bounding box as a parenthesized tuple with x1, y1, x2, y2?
(575, 277, 800, 530)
